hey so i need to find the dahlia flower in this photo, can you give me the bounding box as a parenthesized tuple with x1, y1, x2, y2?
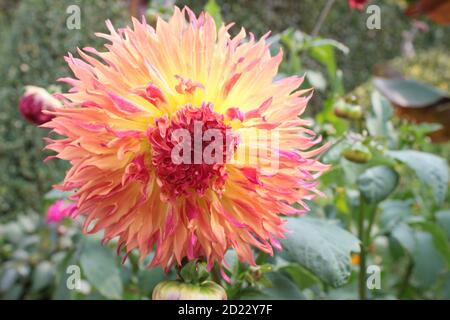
(46, 200, 77, 224)
(19, 86, 62, 125)
(44, 7, 328, 279)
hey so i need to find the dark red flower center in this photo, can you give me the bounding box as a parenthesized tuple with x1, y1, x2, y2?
(148, 103, 239, 201)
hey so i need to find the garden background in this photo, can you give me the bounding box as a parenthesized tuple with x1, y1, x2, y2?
(0, 0, 449, 300)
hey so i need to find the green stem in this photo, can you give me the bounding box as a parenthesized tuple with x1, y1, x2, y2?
(358, 195, 367, 300)
(398, 259, 414, 299)
(211, 264, 221, 284)
(300, 0, 335, 61)
(311, 0, 336, 37)
(366, 204, 377, 243)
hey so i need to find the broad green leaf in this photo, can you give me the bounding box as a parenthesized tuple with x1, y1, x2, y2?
(367, 91, 392, 136)
(280, 263, 321, 290)
(340, 158, 370, 184)
(372, 90, 393, 121)
(391, 223, 415, 254)
(0, 268, 18, 292)
(280, 216, 360, 287)
(79, 239, 123, 299)
(52, 251, 77, 300)
(1, 284, 23, 300)
(2, 222, 23, 244)
(17, 214, 38, 233)
(410, 221, 450, 265)
(444, 273, 450, 299)
(411, 231, 445, 288)
(436, 210, 450, 240)
(373, 78, 449, 108)
(387, 150, 449, 203)
(357, 166, 398, 203)
(367, 91, 397, 146)
(411, 123, 443, 136)
(309, 44, 336, 81)
(379, 200, 412, 232)
(138, 267, 166, 296)
(31, 261, 55, 292)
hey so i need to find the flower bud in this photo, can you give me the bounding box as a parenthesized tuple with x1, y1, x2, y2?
(342, 143, 372, 163)
(46, 200, 77, 224)
(334, 99, 363, 120)
(19, 86, 61, 125)
(152, 280, 227, 300)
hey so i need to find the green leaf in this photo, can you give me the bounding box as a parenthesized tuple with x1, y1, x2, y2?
(379, 200, 412, 233)
(410, 221, 450, 266)
(373, 78, 449, 108)
(138, 267, 166, 296)
(52, 251, 77, 300)
(444, 273, 450, 299)
(280, 263, 321, 290)
(367, 91, 392, 134)
(436, 210, 450, 240)
(357, 166, 398, 203)
(280, 216, 360, 287)
(79, 239, 123, 299)
(387, 150, 449, 204)
(2, 222, 23, 244)
(204, 0, 222, 27)
(372, 90, 393, 121)
(0, 268, 18, 292)
(411, 231, 445, 288)
(391, 223, 415, 254)
(308, 44, 336, 81)
(31, 261, 55, 292)
(179, 260, 209, 284)
(305, 69, 327, 91)
(2, 284, 23, 300)
(340, 158, 370, 184)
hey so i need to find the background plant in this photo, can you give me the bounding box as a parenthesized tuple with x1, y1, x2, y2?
(0, 0, 448, 300)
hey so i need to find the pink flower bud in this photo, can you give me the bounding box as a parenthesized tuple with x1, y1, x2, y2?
(348, 0, 369, 10)
(46, 200, 77, 224)
(19, 86, 62, 125)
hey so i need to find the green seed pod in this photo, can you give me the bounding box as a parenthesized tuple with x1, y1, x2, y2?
(334, 100, 363, 120)
(152, 280, 227, 300)
(342, 144, 372, 163)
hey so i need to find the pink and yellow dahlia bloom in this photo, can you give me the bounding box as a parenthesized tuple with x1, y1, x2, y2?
(44, 7, 328, 278)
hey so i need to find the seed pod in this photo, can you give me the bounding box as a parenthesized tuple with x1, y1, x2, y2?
(152, 280, 227, 300)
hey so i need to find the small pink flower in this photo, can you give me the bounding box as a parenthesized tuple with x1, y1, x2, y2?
(19, 86, 62, 125)
(348, 0, 369, 10)
(46, 200, 77, 224)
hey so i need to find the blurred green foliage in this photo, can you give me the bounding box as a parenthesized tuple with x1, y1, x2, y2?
(2, 0, 448, 218)
(181, 0, 450, 91)
(0, 0, 127, 216)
